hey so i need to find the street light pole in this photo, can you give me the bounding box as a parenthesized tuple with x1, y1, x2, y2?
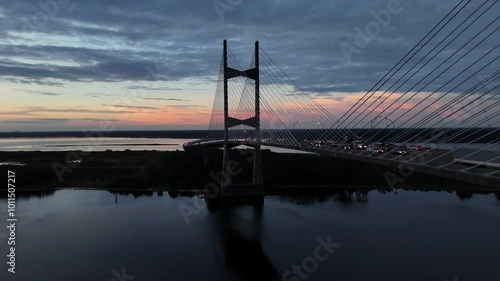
(370, 116, 379, 144)
(370, 120, 374, 144)
(317, 121, 325, 140)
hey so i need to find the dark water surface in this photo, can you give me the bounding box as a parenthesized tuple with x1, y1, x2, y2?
(1, 189, 499, 281)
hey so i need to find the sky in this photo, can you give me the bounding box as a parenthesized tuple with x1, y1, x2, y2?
(0, 0, 497, 131)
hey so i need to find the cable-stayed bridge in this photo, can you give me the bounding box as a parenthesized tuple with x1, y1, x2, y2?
(184, 0, 500, 194)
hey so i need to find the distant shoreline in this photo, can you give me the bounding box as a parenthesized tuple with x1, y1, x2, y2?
(1, 128, 500, 143)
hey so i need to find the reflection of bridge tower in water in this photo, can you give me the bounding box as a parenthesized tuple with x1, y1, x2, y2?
(222, 40, 263, 196)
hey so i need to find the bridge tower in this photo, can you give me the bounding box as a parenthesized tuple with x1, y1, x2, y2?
(221, 40, 263, 196)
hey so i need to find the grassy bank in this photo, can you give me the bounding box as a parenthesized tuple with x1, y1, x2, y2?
(0, 149, 491, 193)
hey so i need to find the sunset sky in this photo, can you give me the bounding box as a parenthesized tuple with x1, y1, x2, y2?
(0, 0, 496, 131)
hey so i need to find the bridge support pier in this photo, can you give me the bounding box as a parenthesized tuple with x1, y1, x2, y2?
(253, 146, 263, 186)
(221, 145, 263, 197)
(203, 146, 210, 167)
(222, 143, 233, 187)
(221, 40, 263, 197)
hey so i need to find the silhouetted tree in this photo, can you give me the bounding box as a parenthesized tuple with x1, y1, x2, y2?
(456, 190, 473, 200)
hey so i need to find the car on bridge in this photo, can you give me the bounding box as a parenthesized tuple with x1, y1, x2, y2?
(351, 140, 367, 150)
(367, 145, 385, 154)
(391, 145, 410, 155)
(415, 145, 434, 152)
(310, 140, 325, 147)
(340, 144, 351, 150)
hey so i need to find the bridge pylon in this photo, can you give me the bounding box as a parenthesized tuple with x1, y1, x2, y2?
(221, 40, 263, 197)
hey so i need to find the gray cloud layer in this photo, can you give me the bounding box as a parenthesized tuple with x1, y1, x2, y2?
(0, 0, 497, 95)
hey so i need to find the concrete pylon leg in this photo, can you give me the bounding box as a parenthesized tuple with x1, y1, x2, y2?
(220, 40, 263, 198)
(203, 146, 209, 167)
(221, 143, 233, 192)
(253, 145, 263, 187)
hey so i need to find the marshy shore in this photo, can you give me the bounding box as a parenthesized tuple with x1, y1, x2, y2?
(0, 150, 495, 195)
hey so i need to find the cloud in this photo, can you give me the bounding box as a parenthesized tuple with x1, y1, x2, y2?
(0, 111, 36, 116)
(86, 93, 115, 97)
(3, 118, 120, 124)
(3, 118, 70, 124)
(103, 104, 161, 110)
(143, 97, 190, 102)
(103, 104, 206, 110)
(327, 96, 345, 102)
(1, 77, 65, 87)
(126, 85, 182, 91)
(0, 0, 497, 132)
(165, 105, 207, 108)
(80, 118, 121, 121)
(16, 89, 63, 96)
(0, 0, 494, 95)
(0, 106, 133, 115)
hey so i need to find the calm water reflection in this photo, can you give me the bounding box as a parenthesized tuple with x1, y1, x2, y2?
(0, 189, 499, 281)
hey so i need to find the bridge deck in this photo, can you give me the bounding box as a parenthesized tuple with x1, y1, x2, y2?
(184, 140, 500, 189)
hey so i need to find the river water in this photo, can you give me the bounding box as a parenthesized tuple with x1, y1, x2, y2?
(0, 189, 498, 281)
(0, 137, 190, 152)
(0, 137, 312, 154)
